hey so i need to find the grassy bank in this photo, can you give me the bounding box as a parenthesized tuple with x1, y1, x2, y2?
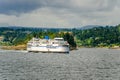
(1, 45, 27, 50)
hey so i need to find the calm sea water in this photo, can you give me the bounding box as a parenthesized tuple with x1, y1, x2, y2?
(0, 48, 120, 80)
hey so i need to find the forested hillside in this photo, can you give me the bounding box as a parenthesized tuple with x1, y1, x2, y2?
(73, 25, 120, 47)
(0, 25, 120, 49)
(0, 27, 76, 49)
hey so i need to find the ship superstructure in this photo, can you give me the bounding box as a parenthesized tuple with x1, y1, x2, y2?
(27, 37, 69, 53)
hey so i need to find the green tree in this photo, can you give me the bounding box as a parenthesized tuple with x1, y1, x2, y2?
(63, 32, 76, 49)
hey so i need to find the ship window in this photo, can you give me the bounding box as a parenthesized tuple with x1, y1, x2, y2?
(55, 39, 64, 41)
(62, 45, 69, 47)
(53, 42, 59, 44)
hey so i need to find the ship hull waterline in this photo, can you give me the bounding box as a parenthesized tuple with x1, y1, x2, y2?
(27, 46, 69, 53)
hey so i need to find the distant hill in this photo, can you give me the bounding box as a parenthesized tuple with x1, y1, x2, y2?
(0, 26, 72, 32)
(77, 25, 102, 30)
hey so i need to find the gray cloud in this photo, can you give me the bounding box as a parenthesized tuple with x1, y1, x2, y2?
(0, 0, 44, 15)
(0, 0, 118, 15)
(0, 0, 120, 27)
(43, 0, 118, 13)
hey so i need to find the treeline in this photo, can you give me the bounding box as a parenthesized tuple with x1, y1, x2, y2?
(73, 25, 120, 47)
(0, 25, 120, 48)
(0, 27, 76, 49)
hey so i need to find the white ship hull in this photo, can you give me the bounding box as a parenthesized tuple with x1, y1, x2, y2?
(27, 46, 69, 53)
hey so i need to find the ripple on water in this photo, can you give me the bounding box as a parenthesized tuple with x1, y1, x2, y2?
(0, 48, 120, 80)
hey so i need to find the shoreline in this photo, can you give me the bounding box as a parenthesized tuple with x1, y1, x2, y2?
(1, 45, 120, 51)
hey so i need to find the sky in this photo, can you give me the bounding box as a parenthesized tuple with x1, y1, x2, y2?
(0, 0, 120, 28)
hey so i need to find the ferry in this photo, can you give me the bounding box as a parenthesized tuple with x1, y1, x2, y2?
(27, 37, 69, 53)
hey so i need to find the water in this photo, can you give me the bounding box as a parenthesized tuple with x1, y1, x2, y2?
(0, 48, 120, 80)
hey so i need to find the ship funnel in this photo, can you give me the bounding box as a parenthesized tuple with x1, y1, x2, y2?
(45, 36, 49, 40)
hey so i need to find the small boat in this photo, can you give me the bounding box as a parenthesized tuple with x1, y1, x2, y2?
(27, 37, 69, 53)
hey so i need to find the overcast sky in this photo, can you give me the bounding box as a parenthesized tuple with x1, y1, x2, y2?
(0, 0, 120, 28)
